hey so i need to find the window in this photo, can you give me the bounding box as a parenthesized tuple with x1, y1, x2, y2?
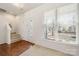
(44, 4, 77, 44)
(57, 12, 76, 43)
(44, 10, 56, 41)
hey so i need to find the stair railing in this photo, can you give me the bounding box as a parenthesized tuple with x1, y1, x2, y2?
(6, 23, 11, 44)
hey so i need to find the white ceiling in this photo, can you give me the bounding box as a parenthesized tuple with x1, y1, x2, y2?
(0, 3, 43, 15)
(0, 3, 69, 16)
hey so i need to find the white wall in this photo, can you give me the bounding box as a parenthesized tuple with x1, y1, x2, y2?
(0, 13, 18, 44)
(5, 14, 18, 32)
(18, 4, 79, 55)
(0, 14, 8, 44)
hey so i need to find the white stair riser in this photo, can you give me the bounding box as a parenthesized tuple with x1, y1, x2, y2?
(11, 33, 21, 43)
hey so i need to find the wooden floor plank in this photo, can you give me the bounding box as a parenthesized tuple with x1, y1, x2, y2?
(0, 40, 34, 56)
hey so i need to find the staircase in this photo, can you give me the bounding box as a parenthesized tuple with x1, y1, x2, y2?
(11, 32, 21, 43)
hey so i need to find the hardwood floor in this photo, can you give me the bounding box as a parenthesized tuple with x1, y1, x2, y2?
(0, 43, 9, 56)
(0, 40, 34, 56)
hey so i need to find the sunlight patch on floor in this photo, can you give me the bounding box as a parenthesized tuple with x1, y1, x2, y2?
(20, 45, 69, 56)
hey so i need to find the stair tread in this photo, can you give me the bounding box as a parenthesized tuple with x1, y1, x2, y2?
(11, 33, 22, 43)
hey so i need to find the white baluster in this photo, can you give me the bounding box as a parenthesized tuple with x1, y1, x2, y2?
(6, 23, 11, 44)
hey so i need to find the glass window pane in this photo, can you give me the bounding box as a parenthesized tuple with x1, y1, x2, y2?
(58, 12, 76, 43)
